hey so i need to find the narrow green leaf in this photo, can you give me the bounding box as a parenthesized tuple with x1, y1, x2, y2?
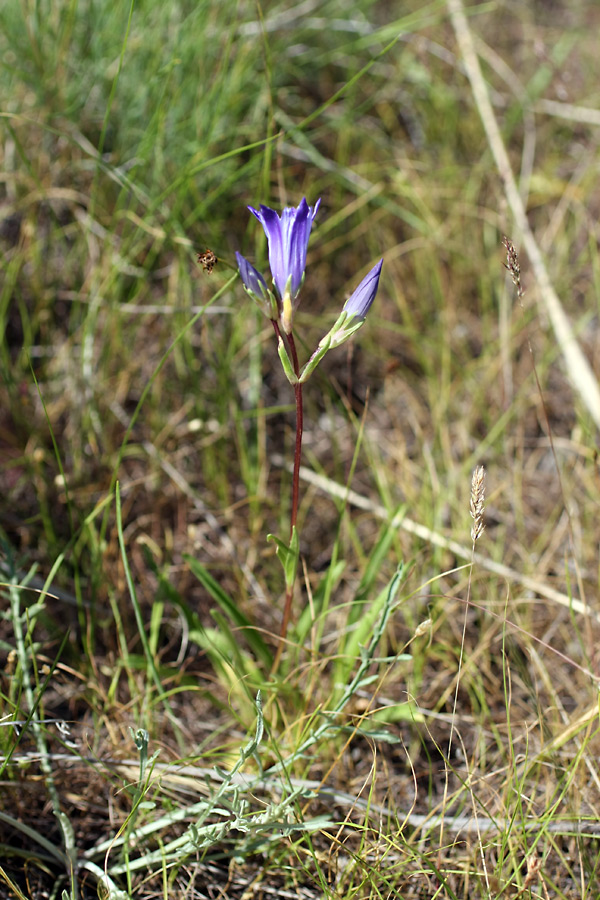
(185, 555, 272, 667)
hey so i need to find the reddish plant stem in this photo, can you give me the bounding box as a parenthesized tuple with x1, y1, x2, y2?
(270, 324, 303, 671)
(287, 332, 303, 537)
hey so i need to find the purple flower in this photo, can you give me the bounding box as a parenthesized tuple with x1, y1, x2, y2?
(248, 198, 320, 332)
(343, 259, 383, 321)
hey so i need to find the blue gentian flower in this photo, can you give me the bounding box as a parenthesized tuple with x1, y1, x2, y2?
(237, 198, 381, 367)
(247, 197, 320, 333)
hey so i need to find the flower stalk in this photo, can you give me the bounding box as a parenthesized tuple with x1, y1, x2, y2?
(236, 198, 382, 668)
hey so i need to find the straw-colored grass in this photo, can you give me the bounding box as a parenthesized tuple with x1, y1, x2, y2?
(1, 1, 600, 898)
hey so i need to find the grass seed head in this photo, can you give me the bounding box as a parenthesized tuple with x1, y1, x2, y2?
(470, 465, 486, 542)
(502, 235, 523, 299)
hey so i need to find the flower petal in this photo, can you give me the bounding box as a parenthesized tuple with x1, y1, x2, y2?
(287, 198, 320, 299)
(249, 205, 286, 298)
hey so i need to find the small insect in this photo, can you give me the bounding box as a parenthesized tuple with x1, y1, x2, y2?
(197, 248, 217, 274)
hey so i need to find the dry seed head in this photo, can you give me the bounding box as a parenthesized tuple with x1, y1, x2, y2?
(414, 618, 432, 639)
(502, 235, 523, 299)
(470, 465, 486, 542)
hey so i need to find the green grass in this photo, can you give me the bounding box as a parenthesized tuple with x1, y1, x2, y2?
(2, 0, 600, 897)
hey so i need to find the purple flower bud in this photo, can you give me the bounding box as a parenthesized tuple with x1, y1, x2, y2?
(343, 259, 383, 321)
(248, 198, 320, 325)
(236, 251, 272, 311)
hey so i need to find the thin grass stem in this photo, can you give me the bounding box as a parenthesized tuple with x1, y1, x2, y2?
(6, 571, 79, 897)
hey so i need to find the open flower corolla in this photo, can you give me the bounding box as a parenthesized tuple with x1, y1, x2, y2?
(237, 198, 320, 333)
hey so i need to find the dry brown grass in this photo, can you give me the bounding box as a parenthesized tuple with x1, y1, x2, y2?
(2, 0, 600, 897)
